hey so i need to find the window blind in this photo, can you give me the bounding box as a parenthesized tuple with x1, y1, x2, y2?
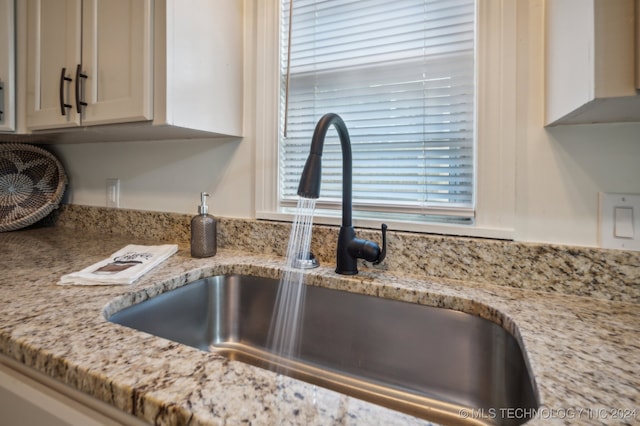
(279, 0, 476, 220)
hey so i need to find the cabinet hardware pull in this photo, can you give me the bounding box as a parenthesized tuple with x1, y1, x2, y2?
(59, 68, 73, 116)
(75, 64, 88, 113)
(0, 81, 4, 122)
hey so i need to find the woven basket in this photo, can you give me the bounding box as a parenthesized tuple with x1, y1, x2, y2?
(0, 143, 68, 232)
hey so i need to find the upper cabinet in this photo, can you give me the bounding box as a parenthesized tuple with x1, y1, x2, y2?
(0, 0, 15, 132)
(22, 0, 243, 142)
(26, 0, 152, 130)
(637, 0, 640, 89)
(545, 0, 640, 126)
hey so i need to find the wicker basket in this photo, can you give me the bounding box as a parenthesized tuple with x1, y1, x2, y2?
(0, 143, 68, 232)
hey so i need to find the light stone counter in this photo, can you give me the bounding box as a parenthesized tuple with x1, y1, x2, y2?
(0, 224, 638, 425)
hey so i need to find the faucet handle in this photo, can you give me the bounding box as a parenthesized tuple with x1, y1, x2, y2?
(372, 223, 387, 265)
(347, 224, 388, 265)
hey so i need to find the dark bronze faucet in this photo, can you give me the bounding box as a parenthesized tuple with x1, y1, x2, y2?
(297, 113, 387, 275)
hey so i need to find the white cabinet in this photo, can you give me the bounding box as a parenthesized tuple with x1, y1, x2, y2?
(637, 0, 640, 89)
(23, 0, 243, 142)
(0, 356, 147, 426)
(545, 0, 640, 126)
(0, 0, 15, 132)
(26, 0, 152, 130)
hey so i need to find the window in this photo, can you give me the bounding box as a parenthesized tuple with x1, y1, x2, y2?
(279, 0, 476, 223)
(254, 0, 517, 239)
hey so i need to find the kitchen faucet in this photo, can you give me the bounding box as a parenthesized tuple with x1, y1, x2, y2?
(297, 113, 387, 275)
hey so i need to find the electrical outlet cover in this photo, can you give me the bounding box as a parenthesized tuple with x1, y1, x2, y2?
(106, 178, 120, 208)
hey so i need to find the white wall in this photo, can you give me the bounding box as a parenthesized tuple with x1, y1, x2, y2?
(516, 123, 640, 246)
(512, 1, 640, 246)
(50, 1, 640, 248)
(52, 137, 254, 218)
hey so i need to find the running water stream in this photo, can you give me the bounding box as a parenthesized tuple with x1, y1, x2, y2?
(267, 196, 317, 363)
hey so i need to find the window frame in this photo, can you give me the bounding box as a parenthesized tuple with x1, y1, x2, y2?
(253, 0, 516, 239)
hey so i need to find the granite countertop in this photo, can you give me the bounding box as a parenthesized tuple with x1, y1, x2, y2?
(1, 227, 638, 425)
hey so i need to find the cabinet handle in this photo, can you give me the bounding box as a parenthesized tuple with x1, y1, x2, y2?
(59, 68, 73, 116)
(0, 80, 4, 123)
(75, 64, 88, 113)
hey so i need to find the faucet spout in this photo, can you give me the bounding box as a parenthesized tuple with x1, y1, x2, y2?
(297, 113, 387, 275)
(297, 113, 352, 227)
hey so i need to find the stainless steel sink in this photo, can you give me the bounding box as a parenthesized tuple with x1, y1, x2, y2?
(108, 274, 538, 425)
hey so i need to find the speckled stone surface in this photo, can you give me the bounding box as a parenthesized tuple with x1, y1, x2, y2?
(55, 205, 640, 302)
(1, 210, 639, 425)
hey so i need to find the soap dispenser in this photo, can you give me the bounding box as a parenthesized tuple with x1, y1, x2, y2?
(191, 192, 217, 258)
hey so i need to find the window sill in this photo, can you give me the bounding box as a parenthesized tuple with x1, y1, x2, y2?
(256, 210, 514, 240)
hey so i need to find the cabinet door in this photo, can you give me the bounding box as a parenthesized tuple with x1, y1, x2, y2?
(26, 0, 82, 130)
(545, 0, 639, 125)
(80, 0, 152, 126)
(0, 0, 15, 132)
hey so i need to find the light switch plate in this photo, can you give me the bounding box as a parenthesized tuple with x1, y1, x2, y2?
(598, 193, 640, 251)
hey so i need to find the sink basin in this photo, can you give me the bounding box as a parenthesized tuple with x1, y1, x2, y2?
(108, 274, 538, 425)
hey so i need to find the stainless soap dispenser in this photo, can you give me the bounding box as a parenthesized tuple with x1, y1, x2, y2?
(191, 192, 217, 258)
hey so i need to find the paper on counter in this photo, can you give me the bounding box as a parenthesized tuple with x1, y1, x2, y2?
(58, 244, 178, 285)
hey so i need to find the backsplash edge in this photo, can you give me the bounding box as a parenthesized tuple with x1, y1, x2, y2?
(52, 204, 639, 302)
